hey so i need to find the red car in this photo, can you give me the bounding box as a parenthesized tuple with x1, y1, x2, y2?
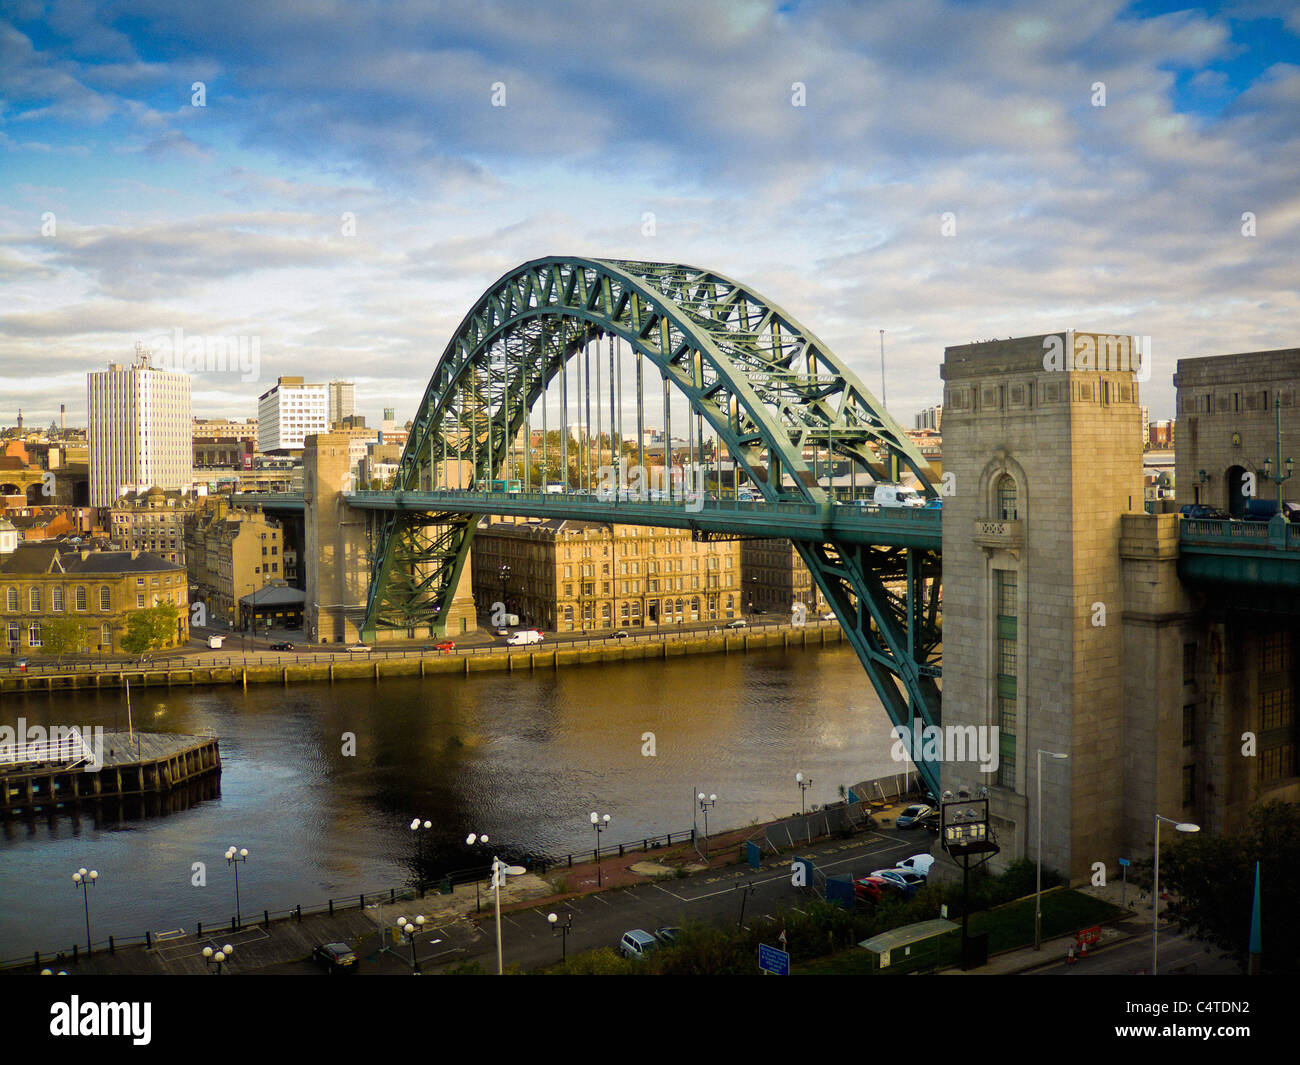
(435, 640, 456, 653)
(854, 876, 901, 903)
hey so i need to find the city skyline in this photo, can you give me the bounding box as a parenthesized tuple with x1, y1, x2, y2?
(2, 1, 1298, 429)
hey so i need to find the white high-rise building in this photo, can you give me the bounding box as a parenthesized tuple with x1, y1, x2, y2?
(328, 380, 355, 427)
(258, 376, 328, 453)
(87, 348, 193, 507)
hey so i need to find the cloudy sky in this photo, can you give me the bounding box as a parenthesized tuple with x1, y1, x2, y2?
(2, 0, 1297, 430)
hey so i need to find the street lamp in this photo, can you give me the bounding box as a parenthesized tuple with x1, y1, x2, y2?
(547, 911, 573, 962)
(467, 832, 525, 975)
(224, 846, 248, 928)
(1152, 814, 1199, 974)
(395, 915, 426, 973)
(202, 943, 235, 975)
(697, 792, 717, 860)
(71, 867, 98, 955)
(409, 817, 432, 891)
(796, 772, 812, 816)
(590, 811, 611, 886)
(1034, 749, 1070, 949)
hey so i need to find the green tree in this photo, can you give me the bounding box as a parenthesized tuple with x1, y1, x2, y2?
(40, 616, 88, 664)
(121, 602, 182, 661)
(1153, 800, 1298, 973)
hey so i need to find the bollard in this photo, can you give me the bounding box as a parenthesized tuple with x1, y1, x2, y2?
(146, 930, 152, 949)
(359, 893, 364, 909)
(231, 916, 237, 933)
(619, 844, 625, 857)
(109, 936, 115, 954)
(33, 951, 39, 968)
(72, 944, 78, 962)
(264, 910, 270, 928)
(328, 899, 334, 916)
(295, 904, 302, 923)
(197, 921, 203, 939)
(391, 888, 396, 903)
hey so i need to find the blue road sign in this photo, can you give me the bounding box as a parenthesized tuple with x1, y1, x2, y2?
(759, 943, 790, 976)
(747, 841, 761, 871)
(1118, 857, 1130, 867)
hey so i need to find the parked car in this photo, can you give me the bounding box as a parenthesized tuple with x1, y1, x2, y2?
(896, 854, 935, 878)
(653, 926, 681, 946)
(434, 640, 456, 653)
(619, 929, 659, 959)
(919, 812, 941, 834)
(871, 869, 926, 898)
(726, 619, 748, 629)
(854, 875, 901, 903)
(312, 941, 358, 973)
(269, 641, 294, 652)
(206, 635, 225, 649)
(1178, 503, 1228, 520)
(895, 803, 933, 829)
(347, 644, 371, 653)
(610, 630, 630, 640)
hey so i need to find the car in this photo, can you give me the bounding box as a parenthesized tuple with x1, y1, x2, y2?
(312, 941, 358, 973)
(750, 607, 766, 615)
(1178, 503, 1228, 520)
(871, 869, 926, 898)
(821, 612, 837, 621)
(652, 926, 681, 946)
(897, 854, 935, 878)
(919, 812, 941, 834)
(619, 929, 659, 959)
(610, 630, 630, 640)
(497, 628, 509, 637)
(895, 803, 933, 829)
(269, 641, 294, 652)
(854, 875, 901, 903)
(347, 644, 371, 653)
(434, 640, 456, 652)
(726, 620, 748, 629)
(924, 498, 943, 509)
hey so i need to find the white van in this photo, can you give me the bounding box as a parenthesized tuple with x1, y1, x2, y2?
(206, 634, 225, 649)
(506, 629, 544, 646)
(862, 483, 925, 508)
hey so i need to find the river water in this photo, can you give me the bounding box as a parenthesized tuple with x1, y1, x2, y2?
(0, 646, 909, 961)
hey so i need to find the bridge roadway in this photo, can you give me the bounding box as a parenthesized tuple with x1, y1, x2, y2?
(240, 489, 944, 549)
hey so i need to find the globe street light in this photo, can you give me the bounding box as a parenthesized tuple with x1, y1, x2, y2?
(202, 943, 235, 975)
(71, 868, 98, 955)
(796, 772, 812, 816)
(697, 793, 718, 861)
(409, 818, 432, 891)
(1152, 815, 1200, 974)
(590, 811, 611, 887)
(224, 846, 249, 928)
(547, 911, 573, 962)
(396, 915, 426, 973)
(1034, 749, 1070, 949)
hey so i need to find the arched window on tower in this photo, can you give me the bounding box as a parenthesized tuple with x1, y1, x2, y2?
(996, 474, 1018, 521)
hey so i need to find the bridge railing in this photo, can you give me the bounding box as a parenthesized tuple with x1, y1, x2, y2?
(1180, 517, 1300, 549)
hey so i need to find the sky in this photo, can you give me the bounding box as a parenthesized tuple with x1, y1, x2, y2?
(1, 0, 1298, 429)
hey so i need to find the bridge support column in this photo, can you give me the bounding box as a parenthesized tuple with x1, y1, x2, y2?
(304, 434, 369, 646)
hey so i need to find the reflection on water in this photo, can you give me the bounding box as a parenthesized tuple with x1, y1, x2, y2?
(0, 646, 904, 960)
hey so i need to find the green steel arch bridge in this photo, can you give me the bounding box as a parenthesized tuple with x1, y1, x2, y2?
(349, 255, 946, 792)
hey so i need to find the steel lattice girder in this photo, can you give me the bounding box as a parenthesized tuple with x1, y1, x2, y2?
(362, 257, 943, 788)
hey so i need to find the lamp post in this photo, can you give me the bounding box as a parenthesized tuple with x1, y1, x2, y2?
(1034, 749, 1070, 949)
(409, 817, 431, 891)
(202, 943, 235, 975)
(396, 915, 426, 973)
(1152, 814, 1199, 974)
(499, 563, 511, 621)
(1261, 390, 1293, 522)
(467, 832, 524, 975)
(224, 846, 248, 928)
(697, 792, 717, 860)
(796, 772, 812, 816)
(547, 911, 573, 962)
(590, 810, 611, 887)
(71, 867, 98, 955)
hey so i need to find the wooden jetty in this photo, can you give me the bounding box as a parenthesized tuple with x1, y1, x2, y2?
(0, 731, 221, 815)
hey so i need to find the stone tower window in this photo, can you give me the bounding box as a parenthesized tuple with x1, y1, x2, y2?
(996, 474, 1018, 521)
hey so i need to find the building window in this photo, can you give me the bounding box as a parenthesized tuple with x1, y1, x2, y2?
(1183, 642, 1197, 685)
(101, 623, 112, 647)
(29, 588, 41, 612)
(100, 587, 111, 611)
(52, 586, 65, 612)
(76, 586, 87, 611)
(1262, 632, 1289, 674)
(1182, 705, 1196, 747)
(28, 624, 41, 648)
(5, 588, 16, 612)
(996, 474, 1018, 521)
(1260, 688, 1290, 731)
(1182, 765, 1196, 808)
(137, 595, 145, 608)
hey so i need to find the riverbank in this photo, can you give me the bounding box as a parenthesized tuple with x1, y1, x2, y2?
(0, 620, 845, 696)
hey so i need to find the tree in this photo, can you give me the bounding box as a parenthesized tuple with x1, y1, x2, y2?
(1153, 800, 1299, 973)
(40, 616, 88, 664)
(121, 602, 182, 661)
